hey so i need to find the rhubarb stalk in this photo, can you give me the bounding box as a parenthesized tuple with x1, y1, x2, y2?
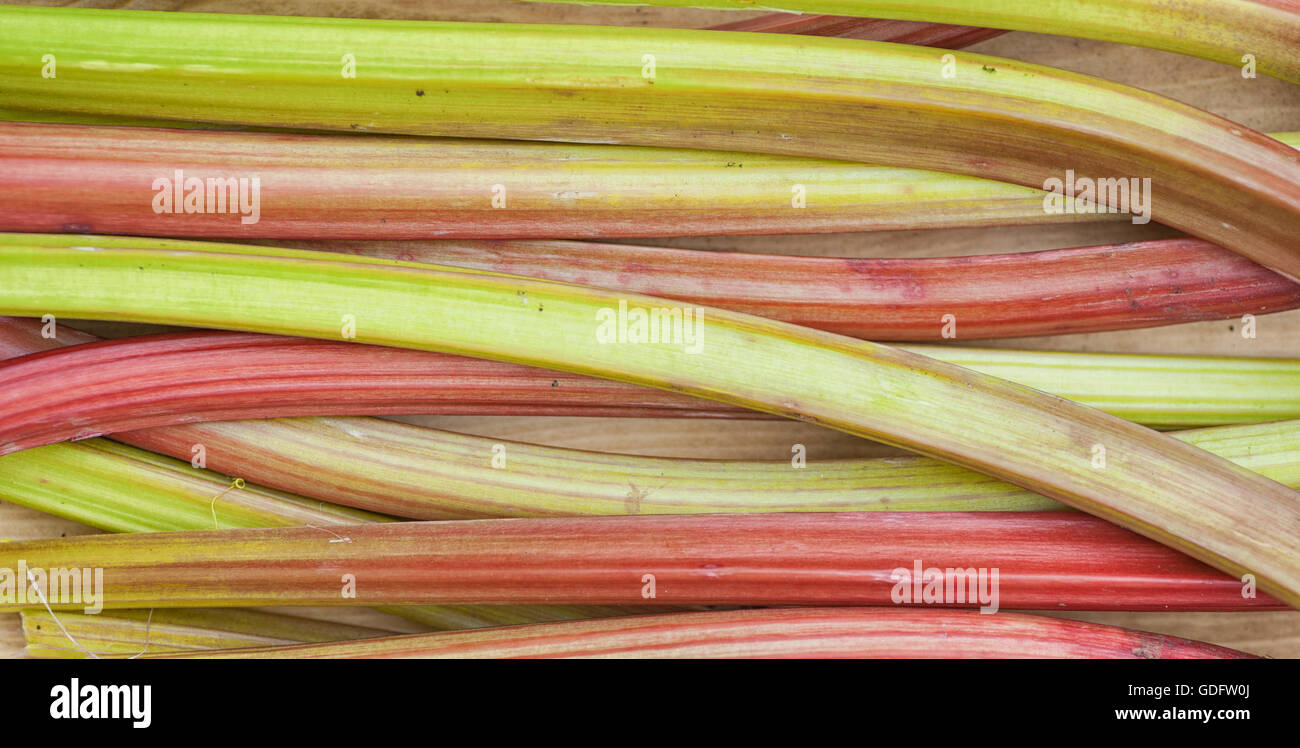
(2, 9, 1299, 276)
(144, 608, 1257, 659)
(709, 14, 1005, 48)
(121, 417, 1300, 520)
(11, 124, 1294, 243)
(528, 0, 1300, 84)
(2, 237, 1298, 606)
(12, 327, 1300, 454)
(319, 235, 1300, 340)
(0, 435, 676, 630)
(8, 317, 1300, 521)
(0, 514, 1281, 611)
(0, 120, 1100, 239)
(22, 608, 397, 659)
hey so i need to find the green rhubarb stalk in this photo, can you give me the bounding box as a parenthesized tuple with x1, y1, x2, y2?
(2, 8, 1299, 277)
(524, 0, 1300, 84)
(2, 236, 1299, 606)
(0, 438, 386, 533)
(127, 417, 1300, 519)
(21, 608, 397, 659)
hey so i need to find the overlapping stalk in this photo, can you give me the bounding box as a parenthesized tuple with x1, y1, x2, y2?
(322, 236, 1300, 340)
(0, 432, 677, 629)
(709, 14, 1005, 48)
(0, 513, 1281, 611)
(3, 238, 1299, 606)
(0, 322, 673, 630)
(7, 318, 1300, 520)
(8, 220, 1300, 341)
(9, 281, 1300, 450)
(12, 328, 1300, 453)
(6, 118, 1300, 269)
(139, 609, 1256, 659)
(122, 417, 1300, 519)
(0, 438, 388, 533)
(8, 111, 1298, 238)
(0, 120, 1098, 239)
(22, 608, 396, 659)
(0, 439, 676, 629)
(19, 125, 1295, 244)
(3, 9, 1299, 277)
(527, 0, 1300, 84)
(16, 317, 1300, 518)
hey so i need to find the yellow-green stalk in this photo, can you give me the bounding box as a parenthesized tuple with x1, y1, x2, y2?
(524, 0, 1300, 84)
(21, 608, 396, 659)
(129, 416, 1300, 519)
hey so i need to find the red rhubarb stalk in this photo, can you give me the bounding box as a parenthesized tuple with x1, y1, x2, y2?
(151, 608, 1254, 659)
(0, 331, 743, 456)
(708, 14, 1006, 48)
(4, 121, 1296, 244)
(0, 513, 1281, 612)
(313, 237, 1300, 340)
(0, 121, 1094, 240)
(6, 231, 1300, 342)
(6, 316, 1300, 457)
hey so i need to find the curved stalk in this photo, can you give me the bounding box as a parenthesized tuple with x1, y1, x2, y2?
(0, 438, 388, 533)
(2, 237, 1299, 606)
(324, 236, 1300, 341)
(6, 254, 1300, 432)
(0, 320, 676, 630)
(142, 608, 1255, 659)
(122, 417, 1300, 519)
(527, 0, 1300, 84)
(2, 9, 1299, 276)
(5, 121, 1294, 243)
(0, 120, 1094, 239)
(0, 440, 677, 630)
(0, 513, 1282, 611)
(22, 608, 396, 659)
(710, 14, 1005, 48)
(8, 324, 1300, 454)
(5, 317, 1299, 519)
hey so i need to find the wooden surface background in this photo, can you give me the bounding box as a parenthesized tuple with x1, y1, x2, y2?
(3, 0, 1299, 657)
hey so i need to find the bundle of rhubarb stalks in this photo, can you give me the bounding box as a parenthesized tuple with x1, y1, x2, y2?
(0, 0, 1298, 660)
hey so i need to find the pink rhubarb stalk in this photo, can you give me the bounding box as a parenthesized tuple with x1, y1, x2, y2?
(312, 236, 1300, 340)
(708, 14, 1005, 48)
(151, 608, 1254, 659)
(0, 513, 1281, 612)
